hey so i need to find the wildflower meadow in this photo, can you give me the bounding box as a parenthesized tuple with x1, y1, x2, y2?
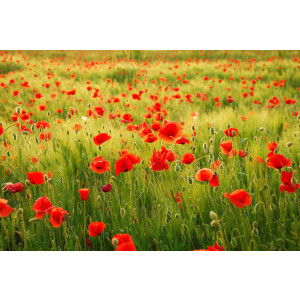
(0, 50, 299, 251)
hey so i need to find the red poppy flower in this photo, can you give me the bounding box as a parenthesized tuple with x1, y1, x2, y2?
(88, 222, 106, 237)
(32, 196, 54, 219)
(0, 198, 13, 218)
(6, 182, 24, 193)
(229, 148, 237, 157)
(195, 242, 224, 251)
(112, 233, 136, 251)
(160, 146, 177, 162)
(266, 154, 291, 169)
(49, 207, 69, 228)
(224, 127, 238, 137)
(212, 160, 221, 170)
(208, 173, 219, 187)
(195, 168, 214, 182)
(100, 183, 112, 192)
(279, 171, 299, 193)
(38, 105, 46, 111)
(119, 150, 141, 165)
(238, 150, 246, 157)
(0, 125, 3, 136)
(176, 136, 190, 144)
(149, 149, 169, 171)
(40, 132, 51, 141)
(35, 93, 43, 99)
(27, 171, 45, 185)
(268, 142, 278, 152)
(151, 122, 161, 131)
(93, 133, 111, 146)
(143, 133, 158, 143)
(36, 121, 50, 129)
(158, 122, 184, 143)
(115, 157, 133, 176)
(181, 153, 195, 164)
(224, 189, 251, 208)
(78, 188, 89, 201)
(90, 156, 111, 174)
(121, 114, 134, 124)
(207, 243, 224, 251)
(220, 140, 233, 155)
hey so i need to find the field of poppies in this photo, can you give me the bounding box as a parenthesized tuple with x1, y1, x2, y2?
(0, 50, 299, 251)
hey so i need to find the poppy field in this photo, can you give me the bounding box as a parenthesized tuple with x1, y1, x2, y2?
(0, 50, 299, 251)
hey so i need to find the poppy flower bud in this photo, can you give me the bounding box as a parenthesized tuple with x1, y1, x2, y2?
(29, 218, 40, 223)
(12, 133, 17, 140)
(35, 137, 39, 144)
(23, 131, 29, 135)
(16, 106, 21, 115)
(174, 164, 181, 172)
(232, 130, 236, 137)
(209, 211, 218, 220)
(286, 142, 293, 147)
(274, 148, 278, 154)
(210, 127, 214, 135)
(44, 174, 48, 181)
(18, 208, 23, 215)
(210, 220, 219, 227)
(191, 136, 195, 142)
(25, 180, 31, 186)
(182, 187, 186, 191)
(209, 138, 214, 144)
(167, 210, 172, 220)
(120, 208, 126, 217)
(175, 213, 179, 219)
(259, 127, 265, 132)
(188, 177, 193, 184)
(67, 113, 71, 118)
(276, 136, 280, 142)
(67, 130, 69, 135)
(231, 238, 237, 248)
(7, 151, 10, 157)
(191, 125, 195, 131)
(292, 177, 297, 185)
(2, 186, 7, 192)
(203, 142, 207, 151)
(227, 123, 231, 129)
(47, 111, 51, 116)
(217, 239, 223, 247)
(249, 155, 253, 162)
(112, 238, 118, 246)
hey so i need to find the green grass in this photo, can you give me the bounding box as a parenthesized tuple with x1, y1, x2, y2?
(0, 50, 299, 251)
